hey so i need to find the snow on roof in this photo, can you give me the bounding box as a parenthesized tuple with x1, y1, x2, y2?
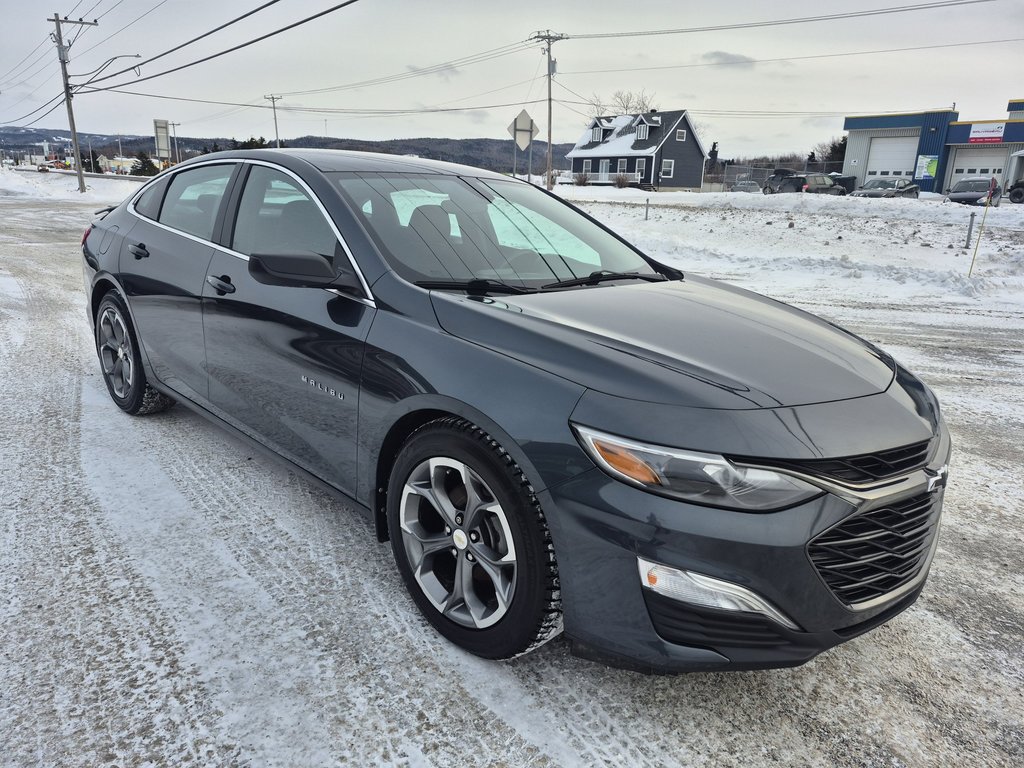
(568, 114, 653, 159)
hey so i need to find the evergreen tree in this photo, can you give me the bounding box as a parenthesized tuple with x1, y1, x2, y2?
(131, 150, 159, 177)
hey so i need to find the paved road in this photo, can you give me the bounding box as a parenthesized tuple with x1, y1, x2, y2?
(1, 194, 1021, 767)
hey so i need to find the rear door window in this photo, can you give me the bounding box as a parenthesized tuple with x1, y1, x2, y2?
(158, 164, 234, 241)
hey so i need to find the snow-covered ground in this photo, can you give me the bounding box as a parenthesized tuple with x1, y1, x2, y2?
(1, 169, 1022, 767)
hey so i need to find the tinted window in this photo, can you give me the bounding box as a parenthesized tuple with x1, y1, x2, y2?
(952, 180, 990, 192)
(232, 165, 342, 261)
(133, 178, 168, 220)
(334, 173, 656, 285)
(158, 164, 234, 241)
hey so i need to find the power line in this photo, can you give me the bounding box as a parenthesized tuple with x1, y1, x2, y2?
(0, 46, 56, 89)
(82, 0, 284, 86)
(74, 85, 558, 116)
(74, 0, 172, 59)
(277, 41, 534, 98)
(0, 93, 67, 126)
(20, 97, 68, 129)
(83, 0, 365, 93)
(562, 37, 1024, 75)
(96, 0, 127, 21)
(0, 39, 51, 85)
(565, 1, 995, 39)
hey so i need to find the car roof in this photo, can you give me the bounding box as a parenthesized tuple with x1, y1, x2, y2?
(176, 148, 510, 180)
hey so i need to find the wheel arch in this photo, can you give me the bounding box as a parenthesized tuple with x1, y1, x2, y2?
(369, 396, 552, 544)
(88, 273, 160, 384)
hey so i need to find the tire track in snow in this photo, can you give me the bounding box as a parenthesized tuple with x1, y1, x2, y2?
(130, 409, 598, 766)
(0, 234, 241, 766)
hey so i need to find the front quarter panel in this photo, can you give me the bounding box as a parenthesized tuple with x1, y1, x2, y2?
(357, 273, 590, 508)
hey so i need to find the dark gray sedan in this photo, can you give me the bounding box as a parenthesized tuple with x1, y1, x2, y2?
(851, 178, 920, 199)
(82, 149, 950, 673)
(947, 176, 1002, 206)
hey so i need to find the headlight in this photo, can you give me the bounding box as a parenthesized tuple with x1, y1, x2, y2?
(573, 425, 822, 511)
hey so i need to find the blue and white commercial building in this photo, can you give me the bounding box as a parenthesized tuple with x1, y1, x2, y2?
(842, 99, 1024, 193)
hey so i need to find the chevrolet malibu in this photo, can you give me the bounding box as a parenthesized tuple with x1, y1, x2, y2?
(82, 149, 950, 672)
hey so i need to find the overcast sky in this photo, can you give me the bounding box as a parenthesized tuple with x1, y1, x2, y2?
(0, 0, 1020, 157)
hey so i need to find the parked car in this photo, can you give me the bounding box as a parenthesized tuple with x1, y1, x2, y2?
(731, 180, 761, 193)
(850, 178, 920, 199)
(761, 168, 798, 194)
(83, 149, 950, 673)
(946, 177, 1001, 206)
(776, 173, 846, 195)
(828, 174, 859, 194)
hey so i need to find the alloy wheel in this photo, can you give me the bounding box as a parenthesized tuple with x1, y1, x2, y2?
(399, 457, 517, 629)
(97, 306, 133, 399)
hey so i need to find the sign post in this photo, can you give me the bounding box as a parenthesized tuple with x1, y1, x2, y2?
(508, 110, 539, 180)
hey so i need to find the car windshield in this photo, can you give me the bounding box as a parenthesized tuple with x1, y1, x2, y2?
(333, 173, 659, 286)
(863, 179, 897, 189)
(951, 180, 991, 193)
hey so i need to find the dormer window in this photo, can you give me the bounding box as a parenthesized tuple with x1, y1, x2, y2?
(636, 123, 649, 141)
(676, 129, 687, 142)
(592, 127, 602, 143)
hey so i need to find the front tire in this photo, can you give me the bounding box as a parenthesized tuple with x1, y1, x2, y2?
(387, 417, 561, 659)
(1009, 187, 1024, 204)
(95, 293, 174, 415)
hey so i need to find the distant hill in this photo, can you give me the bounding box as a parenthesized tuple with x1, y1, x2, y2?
(0, 125, 574, 173)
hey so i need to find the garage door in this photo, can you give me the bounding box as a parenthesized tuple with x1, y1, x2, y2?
(865, 136, 918, 178)
(948, 147, 1009, 187)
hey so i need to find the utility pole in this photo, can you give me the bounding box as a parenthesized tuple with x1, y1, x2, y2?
(170, 121, 180, 163)
(49, 13, 97, 193)
(529, 30, 567, 190)
(264, 94, 281, 148)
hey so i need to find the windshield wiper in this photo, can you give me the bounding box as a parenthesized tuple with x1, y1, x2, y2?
(414, 279, 534, 295)
(541, 270, 668, 290)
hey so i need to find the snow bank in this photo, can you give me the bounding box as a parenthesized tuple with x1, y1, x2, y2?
(0, 167, 142, 204)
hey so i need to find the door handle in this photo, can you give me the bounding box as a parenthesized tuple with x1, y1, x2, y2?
(206, 274, 236, 295)
(128, 242, 149, 259)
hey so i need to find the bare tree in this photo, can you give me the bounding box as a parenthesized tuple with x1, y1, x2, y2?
(587, 89, 658, 118)
(586, 93, 609, 119)
(610, 89, 657, 114)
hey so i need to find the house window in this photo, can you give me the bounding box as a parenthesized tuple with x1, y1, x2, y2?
(592, 127, 602, 143)
(582, 159, 591, 175)
(676, 129, 686, 142)
(661, 159, 674, 179)
(636, 123, 649, 141)
(617, 159, 627, 174)
(636, 158, 646, 179)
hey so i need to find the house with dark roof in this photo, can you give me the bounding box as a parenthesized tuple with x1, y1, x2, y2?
(565, 109, 707, 190)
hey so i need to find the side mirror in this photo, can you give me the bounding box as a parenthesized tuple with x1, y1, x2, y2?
(249, 251, 353, 290)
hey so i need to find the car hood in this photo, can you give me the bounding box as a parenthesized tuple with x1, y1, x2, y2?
(852, 189, 893, 197)
(430, 276, 895, 410)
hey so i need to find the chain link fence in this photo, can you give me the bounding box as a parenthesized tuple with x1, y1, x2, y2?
(703, 161, 847, 191)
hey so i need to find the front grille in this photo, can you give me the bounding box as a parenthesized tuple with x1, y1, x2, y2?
(734, 439, 932, 485)
(808, 491, 939, 606)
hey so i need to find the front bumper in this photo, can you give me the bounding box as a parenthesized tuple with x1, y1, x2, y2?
(540, 423, 950, 674)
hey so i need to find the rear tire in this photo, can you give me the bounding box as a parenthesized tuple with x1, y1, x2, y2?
(95, 293, 175, 416)
(1009, 187, 1024, 204)
(387, 417, 561, 659)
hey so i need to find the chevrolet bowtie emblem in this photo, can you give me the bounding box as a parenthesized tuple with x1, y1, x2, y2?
(926, 465, 949, 493)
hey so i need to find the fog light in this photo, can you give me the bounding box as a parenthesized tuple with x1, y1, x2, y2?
(638, 558, 800, 630)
